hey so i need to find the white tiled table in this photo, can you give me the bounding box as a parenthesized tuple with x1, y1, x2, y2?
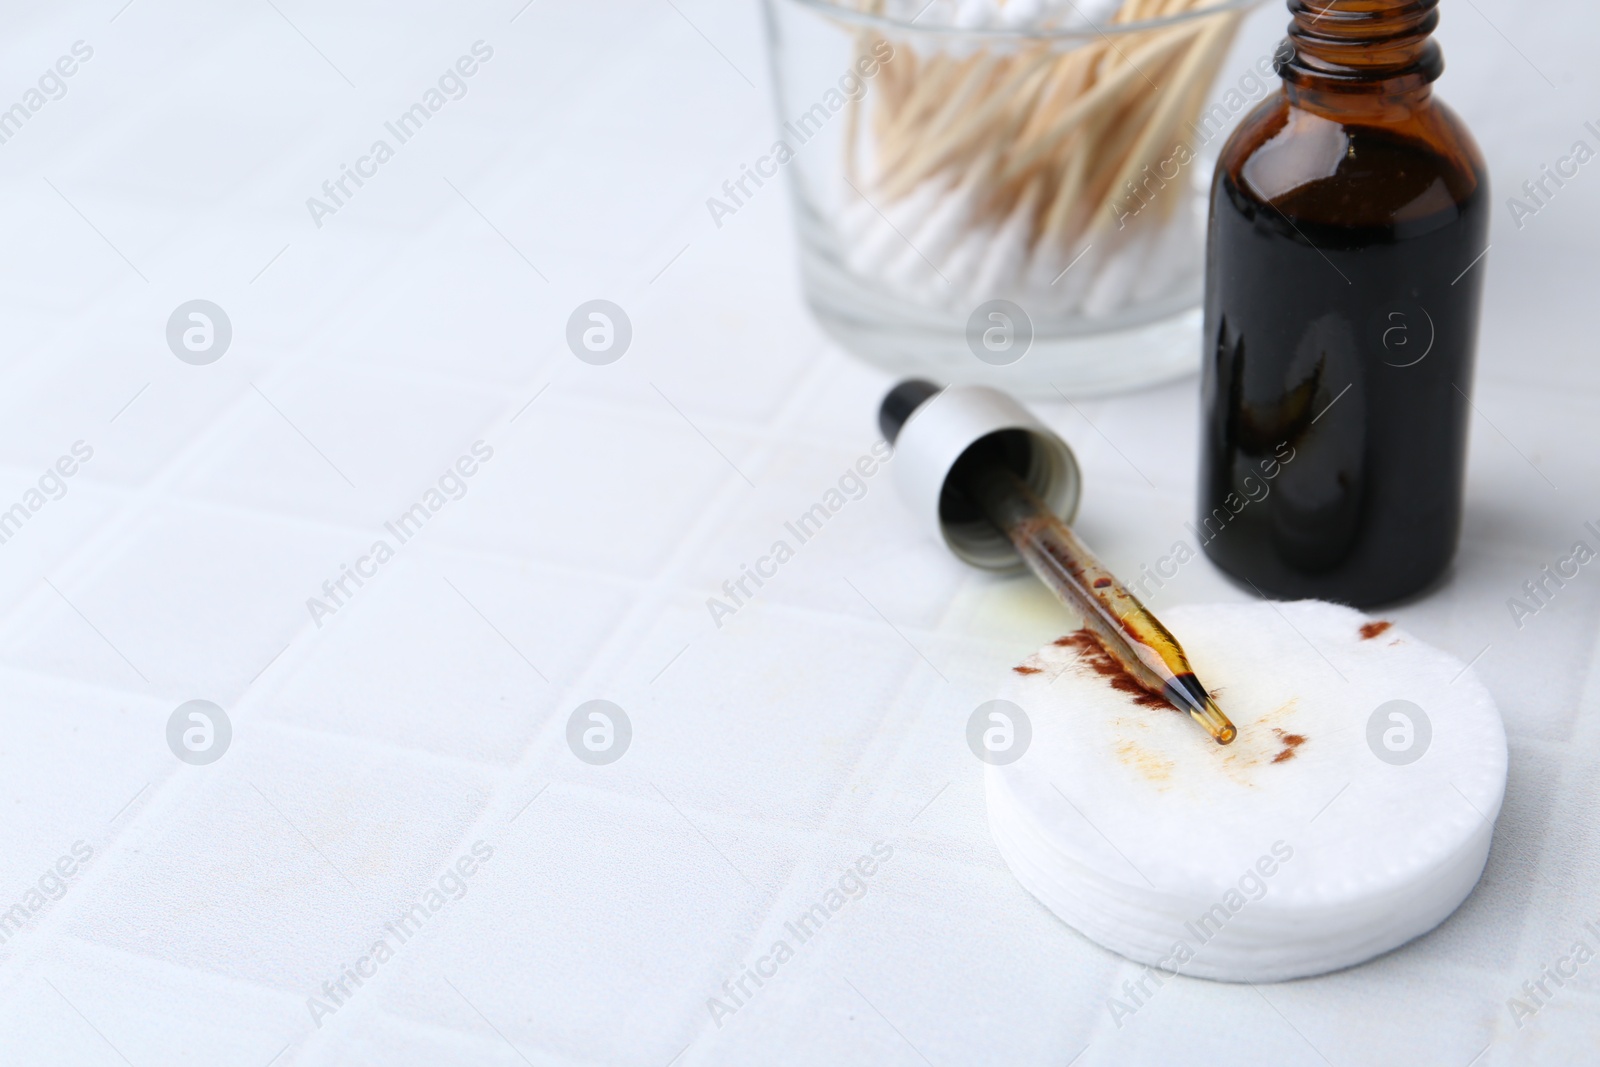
(0, 2, 1596, 1064)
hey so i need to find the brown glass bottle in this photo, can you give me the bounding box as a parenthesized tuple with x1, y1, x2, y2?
(1197, 0, 1489, 607)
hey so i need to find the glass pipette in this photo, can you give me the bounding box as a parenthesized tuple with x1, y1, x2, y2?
(956, 447, 1237, 746)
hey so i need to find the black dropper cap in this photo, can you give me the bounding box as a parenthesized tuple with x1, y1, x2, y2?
(877, 379, 942, 445)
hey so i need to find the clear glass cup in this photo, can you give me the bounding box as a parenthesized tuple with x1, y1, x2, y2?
(761, 0, 1268, 396)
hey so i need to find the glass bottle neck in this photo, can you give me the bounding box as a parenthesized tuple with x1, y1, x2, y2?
(1279, 0, 1442, 119)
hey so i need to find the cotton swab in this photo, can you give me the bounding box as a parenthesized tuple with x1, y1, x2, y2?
(836, 0, 1244, 318)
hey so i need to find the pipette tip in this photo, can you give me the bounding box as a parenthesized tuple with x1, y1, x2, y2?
(1190, 695, 1236, 746)
(1165, 674, 1237, 745)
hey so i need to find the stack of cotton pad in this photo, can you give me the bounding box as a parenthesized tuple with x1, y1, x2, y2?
(988, 600, 1507, 982)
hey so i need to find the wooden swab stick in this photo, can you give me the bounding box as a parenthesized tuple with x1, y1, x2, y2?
(988, 24, 1205, 189)
(880, 44, 1058, 198)
(1084, 11, 1240, 233)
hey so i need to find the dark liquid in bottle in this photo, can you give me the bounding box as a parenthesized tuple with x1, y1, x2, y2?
(1199, 122, 1489, 607)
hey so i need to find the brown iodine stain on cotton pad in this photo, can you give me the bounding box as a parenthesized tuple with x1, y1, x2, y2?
(991, 600, 1508, 911)
(1271, 727, 1307, 763)
(1015, 630, 1313, 790)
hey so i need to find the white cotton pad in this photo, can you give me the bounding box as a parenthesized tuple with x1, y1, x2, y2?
(987, 600, 1507, 982)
